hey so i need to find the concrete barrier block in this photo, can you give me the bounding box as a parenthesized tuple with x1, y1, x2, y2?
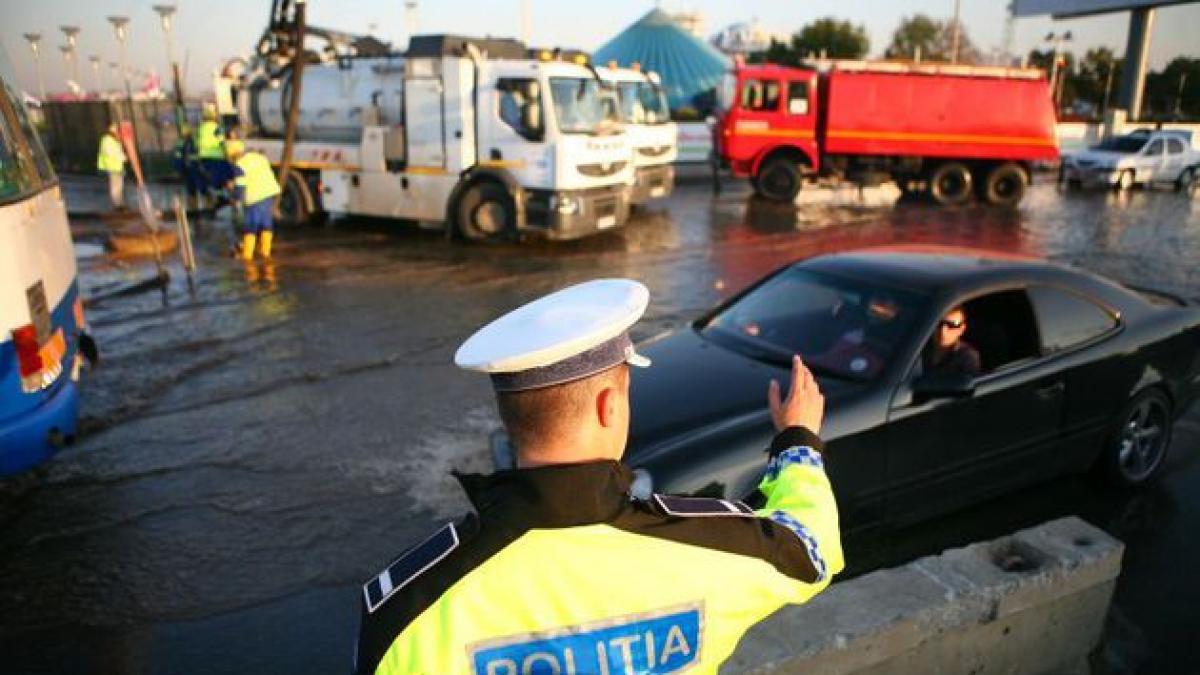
(723, 516, 1122, 675)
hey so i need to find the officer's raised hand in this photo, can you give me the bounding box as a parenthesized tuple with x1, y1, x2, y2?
(768, 355, 825, 434)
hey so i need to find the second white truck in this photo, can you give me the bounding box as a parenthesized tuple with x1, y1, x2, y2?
(597, 64, 677, 205)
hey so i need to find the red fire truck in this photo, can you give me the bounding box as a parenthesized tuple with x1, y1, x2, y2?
(714, 60, 1059, 206)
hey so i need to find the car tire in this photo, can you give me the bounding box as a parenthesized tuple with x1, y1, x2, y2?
(1176, 167, 1197, 195)
(927, 162, 973, 205)
(980, 163, 1027, 207)
(1115, 169, 1134, 192)
(1101, 388, 1172, 488)
(455, 182, 514, 243)
(755, 158, 802, 202)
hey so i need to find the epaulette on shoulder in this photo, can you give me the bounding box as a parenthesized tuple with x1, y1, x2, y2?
(363, 522, 459, 614)
(652, 494, 755, 518)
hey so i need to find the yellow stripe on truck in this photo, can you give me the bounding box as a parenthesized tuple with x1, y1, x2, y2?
(827, 129, 1057, 147)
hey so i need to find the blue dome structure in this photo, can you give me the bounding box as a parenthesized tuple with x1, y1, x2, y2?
(594, 8, 732, 112)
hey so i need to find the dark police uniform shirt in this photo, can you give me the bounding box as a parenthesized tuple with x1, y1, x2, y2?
(354, 427, 843, 675)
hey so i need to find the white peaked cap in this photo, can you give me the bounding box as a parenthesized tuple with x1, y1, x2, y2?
(454, 279, 651, 391)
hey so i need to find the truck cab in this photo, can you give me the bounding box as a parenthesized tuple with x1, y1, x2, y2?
(596, 65, 677, 205)
(715, 65, 820, 197)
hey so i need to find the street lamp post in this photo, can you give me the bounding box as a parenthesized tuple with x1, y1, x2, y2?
(58, 46, 76, 93)
(89, 55, 104, 96)
(152, 4, 187, 113)
(59, 26, 81, 87)
(107, 16, 142, 156)
(950, 0, 962, 64)
(22, 33, 45, 100)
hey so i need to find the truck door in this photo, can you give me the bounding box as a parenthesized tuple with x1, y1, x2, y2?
(405, 77, 445, 169)
(1140, 138, 1164, 183)
(782, 77, 818, 168)
(723, 76, 782, 169)
(478, 77, 546, 182)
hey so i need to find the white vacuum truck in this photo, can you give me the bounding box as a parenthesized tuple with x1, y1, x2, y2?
(222, 34, 634, 241)
(596, 64, 677, 205)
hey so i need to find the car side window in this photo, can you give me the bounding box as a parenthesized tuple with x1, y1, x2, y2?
(952, 290, 1041, 375)
(786, 81, 809, 115)
(740, 79, 780, 112)
(1028, 286, 1118, 353)
(1166, 138, 1185, 155)
(1144, 139, 1163, 155)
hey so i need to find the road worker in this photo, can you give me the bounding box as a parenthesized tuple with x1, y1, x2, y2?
(354, 278, 843, 674)
(225, 140, 281, 261)
(96, 123, 127, 210)
(196, 103, 227, 208)
(171, 124, 204, 211)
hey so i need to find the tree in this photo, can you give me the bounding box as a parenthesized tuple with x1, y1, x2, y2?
(747, 17, 869, 66)
(1144, 57, 1200, 120)
(885, 14, 981, 64)
(793, 18, 870, 59)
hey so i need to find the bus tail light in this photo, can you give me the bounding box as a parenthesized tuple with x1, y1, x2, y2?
(12, 324, 65, 393)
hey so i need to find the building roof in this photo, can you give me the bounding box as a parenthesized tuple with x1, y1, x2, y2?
(593, 8, 731, 111)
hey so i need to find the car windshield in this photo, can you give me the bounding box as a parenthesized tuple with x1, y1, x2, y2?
(1091, 135, 1148, 153)
(549, 77, 613, 134)
(701, 267, 928, 380)
(615, 80, 670, 125)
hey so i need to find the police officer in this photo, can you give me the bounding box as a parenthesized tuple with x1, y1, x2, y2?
(224, 140, 282, 261)
(354, 279, 843, 674)
(96, 123, 127, 211)
(196, 104, 227, 208)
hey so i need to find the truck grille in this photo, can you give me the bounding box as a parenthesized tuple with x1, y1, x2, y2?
(577, 161, 627, 178)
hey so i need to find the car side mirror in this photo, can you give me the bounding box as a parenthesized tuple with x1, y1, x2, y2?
(912, 372, 976, 401)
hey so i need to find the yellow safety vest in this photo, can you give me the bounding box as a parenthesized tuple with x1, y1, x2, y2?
(96, 133, 126, 173)
(356, 427, 844, 675)
(235, 152, 282, 206)
(196, 120, 225, 160)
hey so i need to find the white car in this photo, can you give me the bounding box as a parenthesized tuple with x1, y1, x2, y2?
(1061, 130, 1200, 192)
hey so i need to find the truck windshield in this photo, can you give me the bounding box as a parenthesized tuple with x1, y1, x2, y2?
(549, 77, 612, 135)
(1091, 135, 1148, 153)
(614, 81, 670, 125)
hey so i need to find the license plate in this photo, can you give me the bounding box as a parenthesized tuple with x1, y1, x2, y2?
(650, 186, 665, 197)
(597, 215, 616, 229)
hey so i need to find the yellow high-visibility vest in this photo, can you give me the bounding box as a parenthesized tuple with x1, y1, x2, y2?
(196, 120, 225, 160)
(96, 133, 126, 173)
(234, 152, 282, 206)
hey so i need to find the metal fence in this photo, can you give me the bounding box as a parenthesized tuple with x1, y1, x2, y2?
(40, 98, 198, 178)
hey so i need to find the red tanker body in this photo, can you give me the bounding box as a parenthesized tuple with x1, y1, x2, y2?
(715, 61, 1059, 206)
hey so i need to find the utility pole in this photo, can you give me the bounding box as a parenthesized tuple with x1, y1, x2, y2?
(1176, 72, 1189, 119)
(405, 1, 418, 49)
(950, 0, 962, 64)
(520, 0, 531, 45)
(23, 33, 46, 100)
(107, 16, 143, 159)
(58, 46, 75, 93)
(1102, 59, 1115, 115)
(1045, 31, 1072, 111)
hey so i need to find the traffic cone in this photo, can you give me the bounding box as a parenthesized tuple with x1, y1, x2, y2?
(259, 231, 274, 259)
(242, 233, 257, 261)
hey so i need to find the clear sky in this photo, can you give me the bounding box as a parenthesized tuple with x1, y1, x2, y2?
(3, 0, 1198, 97)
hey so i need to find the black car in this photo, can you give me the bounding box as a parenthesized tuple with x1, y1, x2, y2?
(625, 247, 1200, 534)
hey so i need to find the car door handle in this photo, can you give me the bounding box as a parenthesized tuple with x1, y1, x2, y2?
(1035, 381, 1065, 399)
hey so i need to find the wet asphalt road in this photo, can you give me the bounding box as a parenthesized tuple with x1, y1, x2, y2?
(2, 177, 1199, 674)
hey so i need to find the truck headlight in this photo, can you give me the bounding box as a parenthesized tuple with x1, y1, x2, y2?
(551, 195, 579, 215)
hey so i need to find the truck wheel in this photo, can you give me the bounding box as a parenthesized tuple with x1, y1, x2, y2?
(981, 163, 1027, 207)
(927, 162, 972, 205)
(456, 182, 514, 243)
(277, 171, 318, 227)
(755, 158, 802, 202)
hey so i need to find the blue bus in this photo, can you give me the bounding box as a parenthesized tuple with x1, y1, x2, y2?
(0, 49, 94, 475)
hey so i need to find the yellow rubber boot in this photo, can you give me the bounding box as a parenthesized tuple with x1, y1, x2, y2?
(259, 231, 274, 259)
(241, 233, 257, 261)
